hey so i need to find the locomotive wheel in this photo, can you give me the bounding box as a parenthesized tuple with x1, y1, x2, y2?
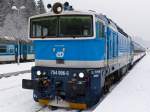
(33, 96, 38, 102)
(49, 106, 58, 110)
(103, 77, 111, 94)
(114, 70, 122, 82)
(33, 92, 38, 102)
(103, 85, 109, 94)
(121, 65, 128, 76)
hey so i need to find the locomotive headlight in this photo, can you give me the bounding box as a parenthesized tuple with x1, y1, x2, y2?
(52, 2, 63, 14)
(43, 72, 46, 75)
(37, 70, 41, 76)
(79, 72, 84, 78)
(57, 7, 62, 12)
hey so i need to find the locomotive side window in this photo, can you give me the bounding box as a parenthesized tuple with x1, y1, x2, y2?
(30, 15, 93, 38)
(99, 22, 105, 38)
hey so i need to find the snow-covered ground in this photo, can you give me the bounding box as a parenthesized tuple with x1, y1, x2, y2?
(0, 63, 76, 112)
(0, 73, 78, 112)
(94, 52, 150, 112)
(0, 74, 42, 112)
(0, 52, 149, 112)
(0, 62, 34, 74)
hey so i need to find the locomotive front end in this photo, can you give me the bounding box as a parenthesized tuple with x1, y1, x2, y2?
(22, 2, 106, 110)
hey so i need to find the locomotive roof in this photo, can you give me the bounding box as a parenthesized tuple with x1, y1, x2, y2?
(30, 10, 95, 19)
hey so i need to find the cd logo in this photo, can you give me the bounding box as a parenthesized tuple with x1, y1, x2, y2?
(56, 51, 64, 58)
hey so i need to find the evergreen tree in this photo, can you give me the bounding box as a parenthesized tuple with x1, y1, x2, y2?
(24, 0, 37, 18)
(37, 0, 46, 14)
(0, 0, 11, 26)
(0, 0, 40, 39)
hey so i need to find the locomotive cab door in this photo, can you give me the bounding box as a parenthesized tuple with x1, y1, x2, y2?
(97, 21, 107, 67)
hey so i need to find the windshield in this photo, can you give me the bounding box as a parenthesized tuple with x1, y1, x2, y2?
(30, 15, 93, 38)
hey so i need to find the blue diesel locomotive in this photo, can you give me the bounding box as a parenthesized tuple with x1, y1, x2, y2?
(22, 2, 145, 110)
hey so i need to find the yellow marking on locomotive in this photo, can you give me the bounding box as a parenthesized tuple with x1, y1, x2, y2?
(38, 99, 49, 105)
(69, 102, 87, 110)
(38, 99, 87, 110)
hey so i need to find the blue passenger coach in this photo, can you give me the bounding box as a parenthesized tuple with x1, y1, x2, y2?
(22, 2, 136, 110)
(0, 37, 16, 62)
(0, 36, 34, 63)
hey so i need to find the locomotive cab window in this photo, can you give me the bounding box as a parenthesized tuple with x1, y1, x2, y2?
(31, 17, 58, 37)
(59, 16, 93, 37)
(30, 15, 93, 38)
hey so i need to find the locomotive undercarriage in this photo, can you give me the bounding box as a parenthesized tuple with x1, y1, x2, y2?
(22, 66, 105, 109)
(103, 65, 129, 93)
(22, 64, 129, 110)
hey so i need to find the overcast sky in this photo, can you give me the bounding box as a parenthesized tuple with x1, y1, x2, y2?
(42, 0, 150, 41)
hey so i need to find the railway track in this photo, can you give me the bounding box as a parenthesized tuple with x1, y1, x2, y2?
(0, 70, 31, 78)
(35, 106, 47, 112)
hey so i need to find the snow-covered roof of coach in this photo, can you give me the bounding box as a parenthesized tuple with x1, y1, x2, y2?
(0, 36, 16, 41)
(0, 36, 31, 43)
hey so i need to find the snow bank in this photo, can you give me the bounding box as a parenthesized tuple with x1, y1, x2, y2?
(0, 73, 42, 112)
(0, 62, 34, 74)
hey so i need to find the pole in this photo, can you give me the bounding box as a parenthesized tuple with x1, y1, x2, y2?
(17, 39, 20, 65)
(11, 5, 25, 65)
(17, 9, 20, 65)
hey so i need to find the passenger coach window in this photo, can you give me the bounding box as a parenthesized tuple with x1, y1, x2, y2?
(8, 45, 15, 54)
(28, 46, 34, 53)
(99, 22, 105, 38)
(0, 45, 7, 53)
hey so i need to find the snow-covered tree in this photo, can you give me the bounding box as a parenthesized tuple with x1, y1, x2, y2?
(1, 12, 28, 38)
(0, 0, 11, 26)
(0, 0, 40, 39)
(37, 0, 46, 14)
